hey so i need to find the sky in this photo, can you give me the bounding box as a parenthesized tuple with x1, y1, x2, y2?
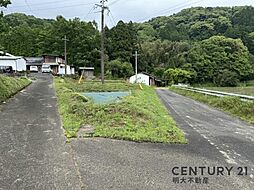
(1, 0, 254, 27)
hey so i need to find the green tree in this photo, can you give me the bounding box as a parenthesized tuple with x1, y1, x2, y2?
(163, 68, 193, 84)
(107, 59, 134, 79)
(106, 21, 138, 62)
(182, 36, 252, 85)
(0, 0, 11, 7)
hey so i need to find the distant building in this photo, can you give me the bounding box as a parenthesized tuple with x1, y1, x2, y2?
(25, 57, 44, 72)
(0, 52, 26, 72)
(129, 73, 155, 86)
(79, 67, 95, 78)
(42, 55, 65, 74)
(58, 64, 75, 75)
(129, 73, 165, 86)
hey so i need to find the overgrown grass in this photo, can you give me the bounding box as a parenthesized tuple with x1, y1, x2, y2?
(54, 78, 186, 143)
(170, 87, 254, 125)
(0, 75, 31, 103)
(205, 87, 254, 96)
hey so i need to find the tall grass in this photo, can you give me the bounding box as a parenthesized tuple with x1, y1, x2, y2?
(54, 78, 187, 143)
(0, 75, 31, 103)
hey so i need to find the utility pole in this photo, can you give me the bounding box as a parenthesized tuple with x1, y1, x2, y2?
(62, 35, 69, 75)
(96, 0, 109, 84)
(133, 50, 140, 83)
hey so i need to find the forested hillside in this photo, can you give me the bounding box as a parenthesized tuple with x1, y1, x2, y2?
(1, 5, 254, 86)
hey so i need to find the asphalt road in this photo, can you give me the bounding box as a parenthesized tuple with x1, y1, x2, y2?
(1, 76, 254, 190)
(0, 74, 81, 190)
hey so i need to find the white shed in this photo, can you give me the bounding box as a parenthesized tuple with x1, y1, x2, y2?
(0, 52, 26, 71)
(58, 64, 75, 75)
(129, 73, 151, 86)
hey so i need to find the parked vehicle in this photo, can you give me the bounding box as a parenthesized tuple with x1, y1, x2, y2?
(30, 66, 38, 72)
(42, 64, 51, 73)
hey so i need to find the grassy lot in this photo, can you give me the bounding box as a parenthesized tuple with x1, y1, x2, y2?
(170, 87, 254, 125)
(0, 75, 31, 103)
(54, 78, 186, 143)
(204, 87, 254, 96)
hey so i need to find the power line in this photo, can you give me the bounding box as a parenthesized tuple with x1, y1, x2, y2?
(108, 0, 122, 6)
(24, 0, 36, 15)
(6, 2, 97, 13)
(137, 0, 206, 22)
(11, 0, 79, 8)
(108, 10, 117, 26)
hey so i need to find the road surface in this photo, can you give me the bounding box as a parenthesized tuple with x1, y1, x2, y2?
(0, 76, 253, 190)
(0, 74, 81, 190)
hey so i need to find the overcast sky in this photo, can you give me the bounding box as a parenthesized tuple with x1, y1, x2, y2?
(1, 0, 254, 27)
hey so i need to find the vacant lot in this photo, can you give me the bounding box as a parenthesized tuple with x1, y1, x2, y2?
(0, 75, 31, 103)
(54, 78, 186, 143)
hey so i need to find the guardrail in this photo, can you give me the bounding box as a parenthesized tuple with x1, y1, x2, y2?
(173, 85, 254, 101)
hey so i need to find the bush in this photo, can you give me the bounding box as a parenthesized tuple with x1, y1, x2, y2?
(107, 59, 134, 79)
(163, 68, 192, 84)
(215, 70, 239, 87)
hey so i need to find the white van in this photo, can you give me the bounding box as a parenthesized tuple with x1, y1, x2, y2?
(42, 64, 51, 73)
(30, 66, 38, 72)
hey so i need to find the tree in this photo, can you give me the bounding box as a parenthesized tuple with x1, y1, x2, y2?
(107, 59, 134, 79)
(0, 0, 11, 7)
(106, 21, 138, 62)
(182, 36, 252, 85)
(163, 68, 193, 85)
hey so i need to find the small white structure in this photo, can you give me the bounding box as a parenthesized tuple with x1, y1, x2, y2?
(129, 73, 154, 86)
(58, 64, 75, 75)
(0, 52, 26, 72)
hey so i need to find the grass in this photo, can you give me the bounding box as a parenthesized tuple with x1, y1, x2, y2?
(54, 77, 186, 143)
(0, 74, 31, 103)
(169, 87, 254, 125)
(204, 87, 254, 96)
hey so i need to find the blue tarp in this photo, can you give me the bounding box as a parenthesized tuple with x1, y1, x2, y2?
(81, 91, 130, 104)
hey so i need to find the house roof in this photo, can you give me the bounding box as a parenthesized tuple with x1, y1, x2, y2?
(44, 62, 59, 66)
(25, 57, 44, 65)
(0, 56, 22, 60)
(79, 67, 95, 70)
(42, 54, 64, 59)
(0, 51, 24, 60)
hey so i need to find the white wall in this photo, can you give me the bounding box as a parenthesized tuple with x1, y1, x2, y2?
(0, 58, 26, 71)
(58, 64, 74, 75)
(0, 59, 16, 70)
(16, 58, 26, 71)
(129, 73, 150, 86)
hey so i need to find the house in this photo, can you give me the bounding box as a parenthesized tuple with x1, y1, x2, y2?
(25, 57, 44, 72)
(129, 73, 155, 86)
(79, 67, 94, 78)
(42, 54, 65, 74)
(0, 52, 26, 72)
(129, 73, 165, 86)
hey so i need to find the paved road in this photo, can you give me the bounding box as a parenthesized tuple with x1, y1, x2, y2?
(70, 89, 254, 190)
(0, 74, 81, 190)
(1, 76, 254, 189)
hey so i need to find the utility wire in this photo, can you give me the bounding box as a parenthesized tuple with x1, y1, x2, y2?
(7, 2, 97, 12)
(11, 0, 82, 8)
(137, 0, 206, 22)
(109, 11, 117, 26)
(24, 0, 36, 15)
(108, 0, 122, 6)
